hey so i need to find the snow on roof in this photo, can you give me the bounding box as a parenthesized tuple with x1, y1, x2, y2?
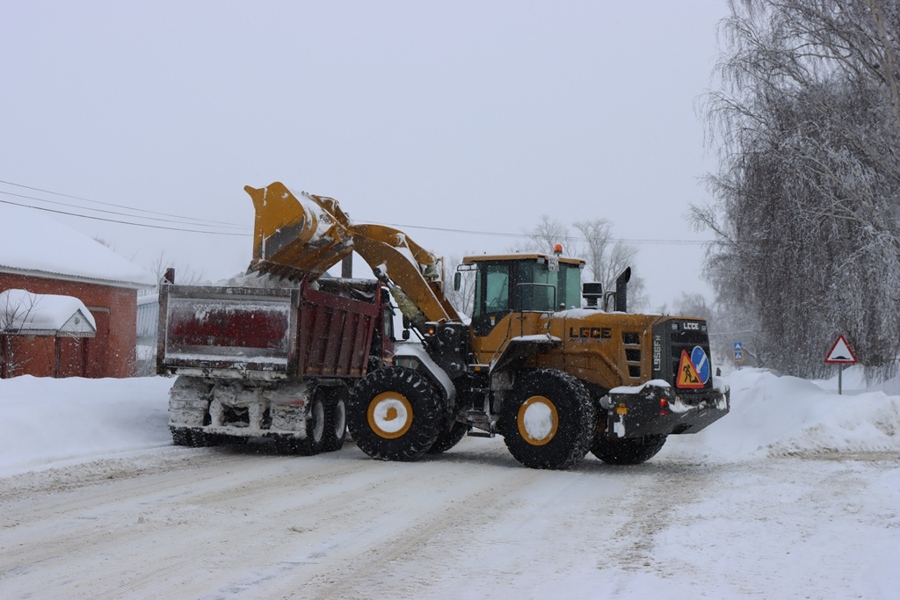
(0, 204, 156, 288)
(0, 288, 97, 336)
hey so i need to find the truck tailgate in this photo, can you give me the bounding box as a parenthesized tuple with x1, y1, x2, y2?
(158, 286, 298, 377)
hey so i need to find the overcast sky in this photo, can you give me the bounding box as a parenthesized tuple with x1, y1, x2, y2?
(1, 1, 729, 310)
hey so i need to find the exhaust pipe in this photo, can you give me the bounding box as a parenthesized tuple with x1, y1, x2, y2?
(615, 267, 631, 313)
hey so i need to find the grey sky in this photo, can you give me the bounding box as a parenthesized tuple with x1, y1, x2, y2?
(1, 1, 729, 309)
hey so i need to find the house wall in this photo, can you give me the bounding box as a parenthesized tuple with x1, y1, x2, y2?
(0, 273, 138, 378)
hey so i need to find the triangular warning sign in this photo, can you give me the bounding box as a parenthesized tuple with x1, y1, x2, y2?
(676, 350, 704, 389)
(825, 335, 858, 364)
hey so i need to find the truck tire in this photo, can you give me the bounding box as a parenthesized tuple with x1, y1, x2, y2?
(171, 426, 191, 446)
(321, 385, 348, 453)
(499, 369, 595, 470)
(188, 429, 222, 447)
(426, 421, 469, 454)
(274, 390, 326, 456)
(591, 434, 667, 465)
(348, 367, 442, 461)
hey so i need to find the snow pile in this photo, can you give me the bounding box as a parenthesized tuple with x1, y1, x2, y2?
(0, 375, 173, 478)
(664, 367, 900, 461)
(0, 367, 897, 478)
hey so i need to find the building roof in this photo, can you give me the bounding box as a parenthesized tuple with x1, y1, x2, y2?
(0, 204, 156, 289)
(0, 288, 97, 337)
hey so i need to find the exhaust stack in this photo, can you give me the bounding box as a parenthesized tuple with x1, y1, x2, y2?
(615, 267, 631, 313)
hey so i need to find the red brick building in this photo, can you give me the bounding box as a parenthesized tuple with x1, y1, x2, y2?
(0, 205, 155, 378)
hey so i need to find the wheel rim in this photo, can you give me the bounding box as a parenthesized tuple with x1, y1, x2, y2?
(310, 398, 325, 442)
(367, 392, 413, 439)
(517, 395, 558, 446)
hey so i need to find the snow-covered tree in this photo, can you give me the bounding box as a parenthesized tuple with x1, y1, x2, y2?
(696, 0, 900, 378)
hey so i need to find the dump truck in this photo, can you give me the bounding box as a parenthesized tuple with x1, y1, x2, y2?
(157, 276, 394, 454)
(160, 181, 729, 469)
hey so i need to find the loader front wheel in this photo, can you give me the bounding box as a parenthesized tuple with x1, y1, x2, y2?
(500, 370, 595, 470)
(348, 367, 442, 461)
(591, 434, 667, 465)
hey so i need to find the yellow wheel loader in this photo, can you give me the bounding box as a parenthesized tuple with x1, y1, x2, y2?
(239, 181, 729, 469)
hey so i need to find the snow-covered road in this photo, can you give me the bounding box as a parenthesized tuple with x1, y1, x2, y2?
(0, 369, 898, 599)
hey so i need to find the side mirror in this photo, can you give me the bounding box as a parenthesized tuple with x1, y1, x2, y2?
(453, 271, 461, 291)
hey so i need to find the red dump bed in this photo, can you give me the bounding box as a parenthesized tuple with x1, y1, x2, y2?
(157, 279, 382, 379)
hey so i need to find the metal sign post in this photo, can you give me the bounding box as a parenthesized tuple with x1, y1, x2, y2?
(824, 335, 858, 395)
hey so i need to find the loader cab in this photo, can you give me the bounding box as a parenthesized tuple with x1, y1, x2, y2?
(460, 254, 584, 336)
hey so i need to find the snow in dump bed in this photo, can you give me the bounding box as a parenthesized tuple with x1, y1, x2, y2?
(0, 366, 897, 479)
(0, 203, 156, 288)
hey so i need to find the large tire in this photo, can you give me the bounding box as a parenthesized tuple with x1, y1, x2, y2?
(591, 434, 667, 465)
(188, 429, 221, 447)
(321, 385, 348, 453)
(499, 369, 596, 470)
(171, 426, 191, 446)
(426, 420, 469, 454)
(347, 367, 442, 461)
(274, 388, 326, 456)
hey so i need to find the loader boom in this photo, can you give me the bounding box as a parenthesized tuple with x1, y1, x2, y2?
(245, 182, 460, 329)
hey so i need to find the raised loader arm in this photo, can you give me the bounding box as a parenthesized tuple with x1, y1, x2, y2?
(245, 182, 461, 331)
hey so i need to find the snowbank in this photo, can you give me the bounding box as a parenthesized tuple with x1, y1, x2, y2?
(664, 367, 900, 461)
(0, 375, 173, 478)
(0, 367, 897, 478)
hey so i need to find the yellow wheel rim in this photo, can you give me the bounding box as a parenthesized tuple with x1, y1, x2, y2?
(517, 395, 558, 446)
(367, 392, 413, 439)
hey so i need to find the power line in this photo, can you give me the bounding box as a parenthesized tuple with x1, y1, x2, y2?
(0, 198, 249, 236)
(379, 221, 709, 246)
(1, 178, 709, 245)
(0, 189, 251, 231)
(0, 179, 247, 229)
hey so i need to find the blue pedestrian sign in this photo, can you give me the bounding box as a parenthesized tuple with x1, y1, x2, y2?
(733, 350, 744, 363)
(734, 341, 744, 351)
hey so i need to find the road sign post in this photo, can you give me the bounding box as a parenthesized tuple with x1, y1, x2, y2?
(825, 335, 858, 395)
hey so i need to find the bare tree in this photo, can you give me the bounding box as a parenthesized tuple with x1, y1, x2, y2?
(697, 0, 900, 378)
(147, 251, 207, 290)
(443, 255, 476, 318)
(0, 291, 40, 378)
(573, 219, 649, 312)
(513, 216, 571, 254)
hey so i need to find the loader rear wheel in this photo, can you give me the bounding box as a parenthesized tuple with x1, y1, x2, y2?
(348, 367, 442, 461)
(321, 385, 348, 453)
(591, 434, 667, 465)
(500, 370, 595, 470)
(426, 421, 469, 454)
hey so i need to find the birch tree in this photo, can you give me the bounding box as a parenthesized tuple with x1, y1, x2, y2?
(696, 0, 900, 378)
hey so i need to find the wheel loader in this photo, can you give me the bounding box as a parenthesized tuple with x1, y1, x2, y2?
(229, 181, 729, 469)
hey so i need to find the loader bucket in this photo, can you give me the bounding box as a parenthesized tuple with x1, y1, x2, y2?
(245, 182, 354, 280)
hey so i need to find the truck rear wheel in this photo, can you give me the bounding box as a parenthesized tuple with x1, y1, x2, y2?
(321, 385, 348, 452)
(500, 370, 595, 470)
(591, 434, 667, 465)
(274, 390, 326, 456)
(348, 367, 442, 461)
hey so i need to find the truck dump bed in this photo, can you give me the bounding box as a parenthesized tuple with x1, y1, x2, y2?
(157, 279, 382, 380)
